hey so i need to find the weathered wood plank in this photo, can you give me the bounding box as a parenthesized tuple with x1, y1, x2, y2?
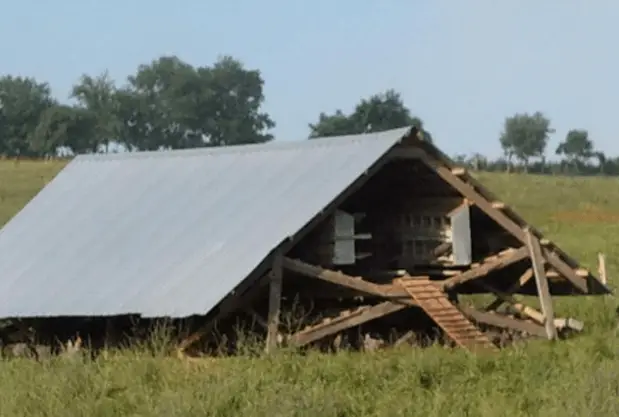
(282, 258, 418, 306)
(460, 306, 547, 338)
(598, 253, 608, 285)
(289, 302, 406, 347)
(441, 247, 529, 289)
(526, 229, 557, 340)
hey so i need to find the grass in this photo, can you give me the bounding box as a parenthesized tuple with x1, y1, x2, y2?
(0, 160, 618, 416)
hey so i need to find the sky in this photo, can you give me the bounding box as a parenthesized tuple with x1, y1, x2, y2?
(1, 0, 618, 159)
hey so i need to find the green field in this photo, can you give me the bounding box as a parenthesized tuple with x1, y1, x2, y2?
(0, 160, 618, 416)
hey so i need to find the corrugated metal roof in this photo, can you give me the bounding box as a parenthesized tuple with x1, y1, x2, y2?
(0, 127, 411, 318)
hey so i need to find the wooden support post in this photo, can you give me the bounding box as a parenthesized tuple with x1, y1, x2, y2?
(525, 229, 557, 340)
(598, 253, 607, 285)
(266, 253, 283, 353)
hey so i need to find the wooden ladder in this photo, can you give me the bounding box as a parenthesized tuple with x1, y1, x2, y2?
(397, 278, 498, 353)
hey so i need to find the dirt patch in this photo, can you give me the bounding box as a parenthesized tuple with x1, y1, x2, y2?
(552, 210, 619, 224)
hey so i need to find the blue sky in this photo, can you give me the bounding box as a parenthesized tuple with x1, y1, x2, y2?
(2, 0, 618, 158)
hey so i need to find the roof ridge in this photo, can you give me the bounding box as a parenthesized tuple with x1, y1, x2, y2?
(74, 127, 413, 163)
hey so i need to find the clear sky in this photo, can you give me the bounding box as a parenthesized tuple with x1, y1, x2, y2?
(2, 0, 618, 158)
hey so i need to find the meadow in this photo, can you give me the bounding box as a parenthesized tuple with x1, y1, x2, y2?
(0, 160, 618, 417)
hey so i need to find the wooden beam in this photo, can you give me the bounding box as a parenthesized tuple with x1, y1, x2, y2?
(484, 268, 534, 311)
(598, 253, 608, 285)
(477, 282, 546, 324)
(526, 229, 558, 340)
(441, 247, 529, 289)
(408, 149, 589, 293)
(266, 253, 283, 353)
(282, 258, 418, 305)
(289, 302, 406, 347)
(554, 317, 584, 332)
(460, 306, 547, 338)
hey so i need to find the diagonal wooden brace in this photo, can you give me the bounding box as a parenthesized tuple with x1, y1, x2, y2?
(289, 302, 406, 347)
(282, 257, 418, 305)
(442, 247, 529, 290)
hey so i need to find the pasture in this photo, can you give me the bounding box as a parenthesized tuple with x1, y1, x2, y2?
(0, 159, 617, 417)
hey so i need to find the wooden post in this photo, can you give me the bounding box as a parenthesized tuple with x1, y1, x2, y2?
(265, 252, 283, 353)
(598, 253, 607, 285)
(525, 229, 557, 340)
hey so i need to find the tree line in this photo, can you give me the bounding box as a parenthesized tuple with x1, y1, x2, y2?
(0, 54, 616, 176)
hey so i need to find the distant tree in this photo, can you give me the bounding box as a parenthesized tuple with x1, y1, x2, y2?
(593, 151, 607, 174)
(308, 110, 357, 138)
(499, 112, 553, 171)
(71, 71, 121, 153)
(0, 76, 56, 156)
(115, 55, 274, 151)
(28, 105, 95, 156)
(555, 129, 594, 172)
(309, 89, 432, 141)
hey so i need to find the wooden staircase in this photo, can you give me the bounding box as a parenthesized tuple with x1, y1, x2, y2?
(397, 278, 498, 352)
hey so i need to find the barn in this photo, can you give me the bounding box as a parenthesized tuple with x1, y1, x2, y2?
(0, 126, 609, 355)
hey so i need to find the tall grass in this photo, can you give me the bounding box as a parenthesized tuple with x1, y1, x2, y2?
(0, 336, 618, 416)
(0, 164, 618, 416)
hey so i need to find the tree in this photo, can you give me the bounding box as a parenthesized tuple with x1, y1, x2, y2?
(203, 56, 275, 146)
(308, 89, 432, 141)
(499, 112, 553, 170)
(115, 55, 274, 151)
(71, 71, 121, 153)
(0, 76, 56, 156)
(555, 129, 594, 172)
(308, 110, 356, 138)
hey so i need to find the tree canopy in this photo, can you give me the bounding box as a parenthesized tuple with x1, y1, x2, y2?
(0, 55, 274, 157)
(499, 112, 554, 169)
(308, 90, 432, 142)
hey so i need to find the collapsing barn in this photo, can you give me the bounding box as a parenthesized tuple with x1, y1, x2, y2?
(0, 126, 610, 356)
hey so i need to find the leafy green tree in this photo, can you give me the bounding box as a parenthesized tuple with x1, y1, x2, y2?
(71, 71, 120, 153)
(0, 76, 56, 156)
(555, 129, 594, 172)
(499, 112, 553, 170)
(204, 56, 275, 146)
(115, 55, 274, 151)
(309, 90, 432, 141)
